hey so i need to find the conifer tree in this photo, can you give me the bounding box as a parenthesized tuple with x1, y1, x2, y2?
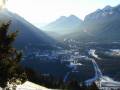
(0, 21, 27, 88)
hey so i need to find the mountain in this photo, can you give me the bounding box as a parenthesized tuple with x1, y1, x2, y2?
(84, 4, 120, 42)
(84, 5, 120, 22)
(0, 9, 56, 48)
(62, 4, 120, 43)
(42, 15, 83, 35)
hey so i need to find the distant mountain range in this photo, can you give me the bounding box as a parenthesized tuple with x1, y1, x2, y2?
(84, 5, 120, 22)
(1, 4, 120, 46)
(0, 9, 57, 48)
(61, 4, 120, 43)
(42, 15, 83, 35)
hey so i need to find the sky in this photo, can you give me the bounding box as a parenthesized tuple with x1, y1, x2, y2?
(0, 0, 5, 10)
(4, 0, 120, 25)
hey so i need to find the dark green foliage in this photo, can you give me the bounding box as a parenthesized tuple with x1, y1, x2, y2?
(64, 80, 99, 90)
(65, 80, 83, 90)
(0, 22, 27, 88)
(90, 82, 99, 90)
(25, 68, 64, 89)
(25, 67, 99, 90)
(79, 82, 99, 90)
(85, 82, 99, 90)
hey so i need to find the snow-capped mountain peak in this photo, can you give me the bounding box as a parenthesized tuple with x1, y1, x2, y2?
(103, 5, 112, 11)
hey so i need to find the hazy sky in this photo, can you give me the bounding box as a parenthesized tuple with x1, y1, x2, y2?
(5, 0, 120, 24)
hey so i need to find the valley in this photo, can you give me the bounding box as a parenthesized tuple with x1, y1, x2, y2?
(21, 39, 120, 86)
(1, 2, 120, 89)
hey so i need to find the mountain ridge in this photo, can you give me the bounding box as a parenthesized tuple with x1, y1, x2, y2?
(42, 15, 83, 35)
(0, 9, 57, 48)
(61, 4, 120, 43)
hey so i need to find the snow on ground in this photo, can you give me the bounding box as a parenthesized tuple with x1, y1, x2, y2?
(89, 49, 101, 59)
(105, 49, 120, 57)
(86, 50, 120, 89)
(17, 81, 59, 90)
(100, 76, 120, 87)
(0, 87, 2, 90)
